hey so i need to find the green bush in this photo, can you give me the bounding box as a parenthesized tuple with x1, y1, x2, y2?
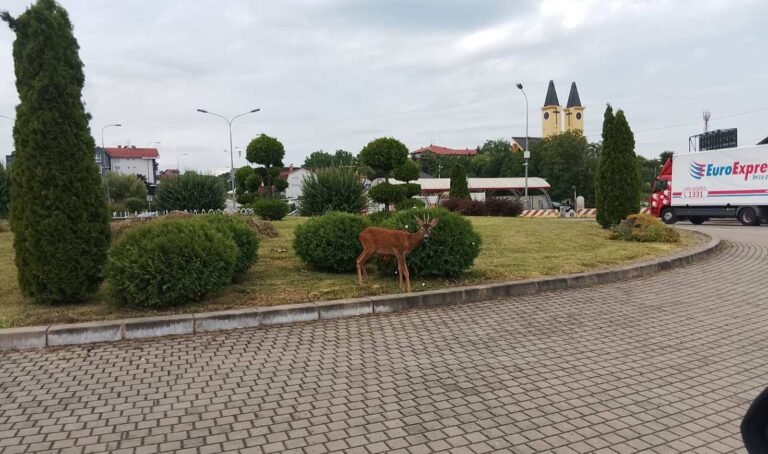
(380, 207, 480, 277)
(395, 198, 426, 211)
(401, 183, 422, 198)
(156, 172, 226, 211)
(366, 211, 392, 226)
(299, 166, 367, 216)
(107, 219, 237, 308)
(609, 213, 680, 243)
(125, 197, 146, 212)
(4, 1, 111, 304)
(369, 182, 405, 211)
(253, 199, 289, 220)
(196, 214, 259, 279)
(294, 212, 369, 272)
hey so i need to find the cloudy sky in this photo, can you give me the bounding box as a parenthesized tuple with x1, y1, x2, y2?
(1, 0, 767, 172)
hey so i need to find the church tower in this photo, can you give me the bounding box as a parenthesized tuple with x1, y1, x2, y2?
(563, 82, 584, 134)
(541, 80, 561, 138)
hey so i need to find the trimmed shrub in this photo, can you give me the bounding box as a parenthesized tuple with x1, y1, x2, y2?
(107, 219, 238, 308)
(369, 182, 405, 211)
(366, 211, 392, 226)
(299, 166, 367, 216)
(294, 212, 369, 272)
(441, 198, 486, 216)
(485, 197, 524, 217)
(196, 214, 259, 279)
(609, 213, 680, 243)
(156, 172, 226, 211)
(253, 199, 289, 220)
(395, 198, 426, 211)
(125, 197, 146, 212)
(380, 207, 480, 277)
(401, 183, 422, 198)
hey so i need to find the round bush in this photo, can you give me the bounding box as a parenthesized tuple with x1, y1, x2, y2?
(401, 183, 422, 198)
(196, 214, 259, 279)
(125, 197, 146, 212)
(253, 199, 289, 220)
(369, 182, 405, 208)
(107, 220, 238, 308)
(381, 207, 480, 277)
(293, 212, 369, 272)
(395, 198, 426, 211)
(366, 210, 392, 226)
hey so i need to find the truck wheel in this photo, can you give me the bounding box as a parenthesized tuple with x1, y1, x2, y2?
(689, 217, 706, 225)
(738, 208, 760, 226)
(660, 208, 676, 225)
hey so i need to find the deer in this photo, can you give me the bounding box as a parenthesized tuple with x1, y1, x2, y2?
(356, 215, 439, 292)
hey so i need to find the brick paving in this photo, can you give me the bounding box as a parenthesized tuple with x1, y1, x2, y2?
(1, 225, 766, 454)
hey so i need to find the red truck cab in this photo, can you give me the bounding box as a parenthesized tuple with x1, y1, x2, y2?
(649, 159, 673, 220)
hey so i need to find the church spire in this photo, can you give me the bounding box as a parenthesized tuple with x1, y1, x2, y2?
(566, 82, 582, 108)
(543, 80, 560, 107)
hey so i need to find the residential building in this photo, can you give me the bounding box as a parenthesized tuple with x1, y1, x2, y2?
(279, 165, 314, 201)
(4, 153, 12, 170)
(103, 146, 159, 184)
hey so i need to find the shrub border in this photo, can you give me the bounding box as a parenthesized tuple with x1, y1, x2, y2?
(0, 230, 723, 351)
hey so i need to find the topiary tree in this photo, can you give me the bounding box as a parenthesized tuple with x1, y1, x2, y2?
(449, 164, 470, 199)
(2, 1, 111, 304)
(0, 162, 9, 219)
(299, 166, 367, 216)
(156, 172, 227, 211)
(246, 134, 285, 197)
(369, 182, 405, 212)
(393, 159, 420, 182)
(359, 137, 409, 180)
(596, 105, 640, 228)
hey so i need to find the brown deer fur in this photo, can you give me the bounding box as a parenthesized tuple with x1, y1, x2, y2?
(356, 217, 438, 292)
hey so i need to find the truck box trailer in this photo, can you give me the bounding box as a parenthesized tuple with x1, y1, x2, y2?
(649, 145, 768, 226)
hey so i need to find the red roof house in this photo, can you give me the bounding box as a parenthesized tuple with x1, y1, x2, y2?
(104, 146, 160, 159)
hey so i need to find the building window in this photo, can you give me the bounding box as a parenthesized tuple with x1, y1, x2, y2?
(95, 154, 102, 164)
(544, 112, 550, 120)
(576, 112, 582, 120)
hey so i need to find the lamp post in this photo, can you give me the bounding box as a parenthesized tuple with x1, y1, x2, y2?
(101, 123, 122, 202)
(516, 83, 530, 209)
(197, 108, 260, 211)
(146, 141, 161, 148)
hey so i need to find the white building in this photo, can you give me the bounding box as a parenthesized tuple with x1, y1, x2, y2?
(279, 166, 314, 202)
(105, 146, 159, 185)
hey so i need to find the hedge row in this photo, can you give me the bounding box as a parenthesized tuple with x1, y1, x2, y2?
(441, 197, 523, 217)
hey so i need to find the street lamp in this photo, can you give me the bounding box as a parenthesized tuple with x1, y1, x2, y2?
(516, 83, 530, 209)
(101, 123, 122, 202)
(146, 141, 161, 148)
(197, 108, 260, 211)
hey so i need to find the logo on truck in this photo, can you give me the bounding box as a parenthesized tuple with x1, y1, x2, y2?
(689, 161, 706, 180)
(688, 160, 768, 181)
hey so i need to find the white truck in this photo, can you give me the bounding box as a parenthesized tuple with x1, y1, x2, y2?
(650, 145, 768, 226)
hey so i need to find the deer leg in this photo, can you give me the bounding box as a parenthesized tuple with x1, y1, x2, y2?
(403, 255, 412, 292)
(396, 254, 405, 291)
(356, 249, 372, 286)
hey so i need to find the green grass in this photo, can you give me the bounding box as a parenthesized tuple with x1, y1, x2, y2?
(0, 217, 695, 327)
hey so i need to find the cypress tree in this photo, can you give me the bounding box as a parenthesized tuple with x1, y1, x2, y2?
(449, 164, 470, 199)
(2, 1, 110, 303)
(0, 162, 8, 218)
(596, 105, 640, 228)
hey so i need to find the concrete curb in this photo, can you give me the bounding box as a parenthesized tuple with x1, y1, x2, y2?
(0, 231, 723, 351)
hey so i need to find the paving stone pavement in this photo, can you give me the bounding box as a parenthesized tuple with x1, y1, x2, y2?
(1, 225, 767, 454)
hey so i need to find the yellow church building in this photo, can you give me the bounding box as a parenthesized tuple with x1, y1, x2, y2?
(542, 80, 584, 138)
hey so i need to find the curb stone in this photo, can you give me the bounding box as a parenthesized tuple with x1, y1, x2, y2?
(0, 230, 723, 351)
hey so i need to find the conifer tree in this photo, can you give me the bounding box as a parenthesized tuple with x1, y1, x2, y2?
(0, 162, 9, 218)
(449, 164, 470, 199)
(2, 0, 110, 303)
(596, 105, 640, 228)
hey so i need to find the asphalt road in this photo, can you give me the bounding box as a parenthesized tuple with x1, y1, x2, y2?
(0, 224, 766, 454)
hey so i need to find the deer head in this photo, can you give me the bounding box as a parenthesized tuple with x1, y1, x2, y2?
(415, 215, 439, 241)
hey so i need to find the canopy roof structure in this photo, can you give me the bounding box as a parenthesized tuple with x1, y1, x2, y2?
(393, 177, 550, 194)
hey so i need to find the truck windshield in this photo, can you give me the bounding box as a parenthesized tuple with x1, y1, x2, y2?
(654, 179, 668, 192)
